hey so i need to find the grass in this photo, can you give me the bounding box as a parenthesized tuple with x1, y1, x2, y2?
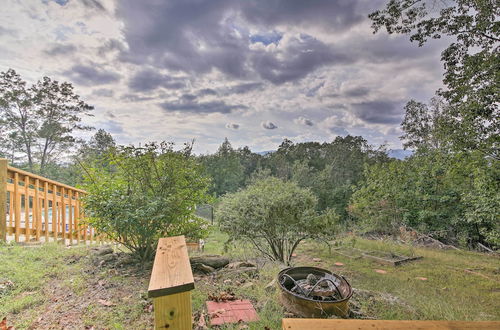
(0, 230, 499, 329)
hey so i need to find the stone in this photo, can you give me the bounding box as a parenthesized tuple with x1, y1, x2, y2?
(94, 246, 113, 256)
(374, 269, 387, 274)
(334, 262, 344, 266)
(312, 258, 321, 262)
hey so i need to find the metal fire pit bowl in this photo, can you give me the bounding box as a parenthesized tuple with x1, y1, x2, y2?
(278, 266, 352, 318)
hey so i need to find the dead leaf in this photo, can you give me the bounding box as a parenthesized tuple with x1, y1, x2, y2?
(0, 317, 14, 330)
(374, 269, 387, 274)
(415, 277, 428, 281)
(98, 299, 115, 307)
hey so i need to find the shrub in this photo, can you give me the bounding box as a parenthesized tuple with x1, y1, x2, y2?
(82, 142, 211, 261)
(217, 177, 339, 264)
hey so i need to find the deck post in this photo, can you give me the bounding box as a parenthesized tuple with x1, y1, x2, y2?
(148, 235, 195, 330)
(0, 158, 7, 242)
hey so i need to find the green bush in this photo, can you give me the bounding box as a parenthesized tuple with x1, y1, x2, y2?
(82, 142, 211, 261)
(217, 177, 339, 264)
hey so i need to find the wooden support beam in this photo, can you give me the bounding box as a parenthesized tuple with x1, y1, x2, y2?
(282, 319, 500, 330)
(148, 235, 194, 330)
(0, 159, 7, 242)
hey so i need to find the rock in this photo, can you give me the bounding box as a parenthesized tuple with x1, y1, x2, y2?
(374, 269, 387, 274)
(264, 279, 276, 291)
(312, 258, 322, 262)
(334, 262, 344, 266)
(193, 263, 216, 274)
(94, 246, 113, 256)
(225, 261, 256, 269)
(190, 255, 230, 269)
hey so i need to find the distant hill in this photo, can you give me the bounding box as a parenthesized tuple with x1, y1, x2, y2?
(388, 149, 413, 160)
(255, 150, 274, 156)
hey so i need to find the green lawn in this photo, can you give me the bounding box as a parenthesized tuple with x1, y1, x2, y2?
(1, 230, 499, 329)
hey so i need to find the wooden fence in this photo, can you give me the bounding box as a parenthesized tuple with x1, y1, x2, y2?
(0, 158, 101, 244)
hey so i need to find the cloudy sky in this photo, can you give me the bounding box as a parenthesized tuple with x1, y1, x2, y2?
(0, 0, 446, 153)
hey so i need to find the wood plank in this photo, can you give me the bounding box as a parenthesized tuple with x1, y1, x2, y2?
(34, 179, 41, 241)
(44, 182, 49, 241)
(14, 172, 20, 242)
(0, 159, 6, 241)
(7, 165, 87, 194)
(52, 184, 57, 240)
(153, 291, 192, 330)
(68, 189, 73, 244)
(24, 175, 30, 242)
(281, 319, 500, 330)
(61, 187, 66, 241)
(148, 235, 195, 298)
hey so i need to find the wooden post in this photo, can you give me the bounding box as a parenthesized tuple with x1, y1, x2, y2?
(148, 236, 194, 330)
(0, 159, 7, 242)
(34, 178, 41, 241)
(44, 182, 49, 241)
(14, 172, 20, 242)
(68, 189, 73, 245)
(52, 184, 57, 240)
(24, 175, 30, 242)
(61, 187, 66, 243)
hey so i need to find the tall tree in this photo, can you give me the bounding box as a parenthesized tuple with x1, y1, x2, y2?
(0, 69, 93, 173)
(370, 0, 499, 159)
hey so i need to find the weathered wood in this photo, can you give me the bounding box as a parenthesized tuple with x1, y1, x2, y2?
(6, 165, 86, 194)
(24, 174, 30, 242)
(0, 159, 7, 241)
(14, 172, 20, 242)
(52, 184, 57, 240)
(282, 319, 500, 329)
(362, 252, 423, 266)
(153, 291, 192, 330)
(44, 182, 49, 241)
(34, 178, 41, 241)
(148, 235, 195, 297)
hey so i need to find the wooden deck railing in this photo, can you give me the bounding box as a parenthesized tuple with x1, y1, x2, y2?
(0, 158, 101, 244)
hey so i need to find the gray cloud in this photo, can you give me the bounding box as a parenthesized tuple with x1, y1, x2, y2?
(198, 88, 218, 96)
(45, 44, 77, 56)
(225, 82, 263, 94)
(64, 64, 121, 86)
(351, 100, 403, 124)
(0, 26, 17, 37)
(344, 86, 370, 97)
(328, 126, 349, 136)
(160, 100, 247, 114)
(295, 116, 314, 126)
(225, 123, 240, 129)
(92, 88, 114, 97)
(128, 69, 186, 92)
(261, 121, 278, 129)
(251, 35, 350, 84)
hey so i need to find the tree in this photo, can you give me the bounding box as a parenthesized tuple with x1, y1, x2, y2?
(217, 177, 339, 264)
(82, 142, 211, 261)
(400, 97, 449, 151)
(0, 69, 93, 173)
(201, 138, 245, 196)
(370, 0, 499, 158)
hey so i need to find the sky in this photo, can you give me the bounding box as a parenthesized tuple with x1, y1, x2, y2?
(0, 0, 447, 154)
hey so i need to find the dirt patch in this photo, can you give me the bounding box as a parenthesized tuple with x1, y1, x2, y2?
(20, 249, 154, 329)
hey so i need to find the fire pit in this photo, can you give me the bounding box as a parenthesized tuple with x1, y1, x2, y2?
(278, 266, 352, 318)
